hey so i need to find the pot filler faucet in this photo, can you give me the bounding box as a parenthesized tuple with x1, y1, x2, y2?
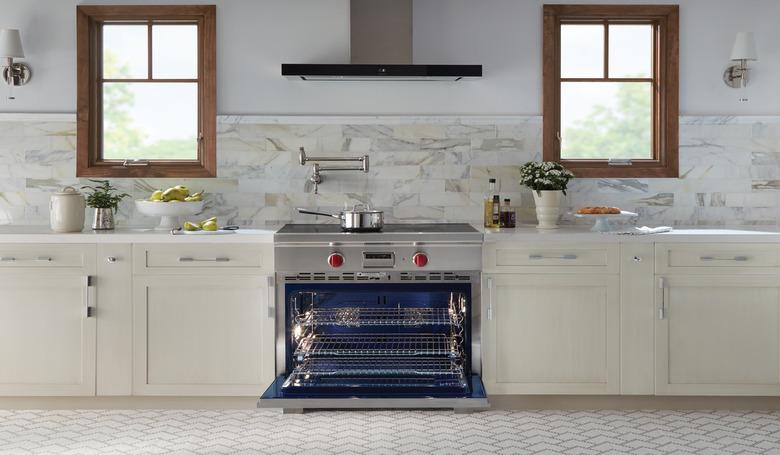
(299, 147, 369, 194)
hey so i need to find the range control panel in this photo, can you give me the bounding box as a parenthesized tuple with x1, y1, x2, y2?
(276, 243, 481, 273)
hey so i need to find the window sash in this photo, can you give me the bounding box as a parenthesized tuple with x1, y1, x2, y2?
(558, 20, 658, 162)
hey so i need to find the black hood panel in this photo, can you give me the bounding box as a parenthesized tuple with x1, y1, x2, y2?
(282, 64, 482, 81)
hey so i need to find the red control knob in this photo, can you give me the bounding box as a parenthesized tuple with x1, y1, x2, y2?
(327, 253, 345, 268)
(412, 252, 428, 268)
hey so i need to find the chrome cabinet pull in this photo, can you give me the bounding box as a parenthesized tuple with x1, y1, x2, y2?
(178, 257, 230, 263)
(106, 256, 118, 263)
(529, 254, 578, 260)
(486, 277, 494, 321)
(657, 277, 666, 320)
(85, 276, 95, 318)
(699, 255, 749, 262)
(0, 256, 52, 262)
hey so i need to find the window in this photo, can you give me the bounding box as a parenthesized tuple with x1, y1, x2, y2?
(76, 5, 216, 177)
(543, 5, 679, 178)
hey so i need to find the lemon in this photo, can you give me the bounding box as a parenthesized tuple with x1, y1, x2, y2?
(201, 220, 218, 232)
(149, 190, 163, 201)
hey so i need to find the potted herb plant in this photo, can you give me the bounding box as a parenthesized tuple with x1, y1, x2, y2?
(81, 179, 130, 230)
(519, 161, 575, 229)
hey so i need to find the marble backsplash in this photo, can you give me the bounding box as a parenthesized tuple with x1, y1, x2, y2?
(1, 114, 779, 228)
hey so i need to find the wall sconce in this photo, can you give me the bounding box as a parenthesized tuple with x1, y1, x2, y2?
(0, 29, 31, 89)
(723, 32, 758, 88)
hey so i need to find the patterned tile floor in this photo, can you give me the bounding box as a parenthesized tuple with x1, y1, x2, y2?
(0, 409, 779, 454)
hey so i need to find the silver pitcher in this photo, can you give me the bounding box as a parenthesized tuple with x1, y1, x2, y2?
(92, 208, 115, 230)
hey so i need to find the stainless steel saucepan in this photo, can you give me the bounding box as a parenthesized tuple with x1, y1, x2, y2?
(297, 205, 384, 232)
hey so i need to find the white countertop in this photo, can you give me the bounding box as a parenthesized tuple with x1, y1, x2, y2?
(482, 225, 780, 243)
(0, 226, 278, 243)
(3, 224, 780, 244)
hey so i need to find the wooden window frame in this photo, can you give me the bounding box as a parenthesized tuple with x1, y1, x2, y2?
(543, 5, 679, 178)
(76, 5, 216, 178)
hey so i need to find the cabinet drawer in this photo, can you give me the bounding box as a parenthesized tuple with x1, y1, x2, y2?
(133, 244, 271, 275)
(484, 243, 618, 274)
(0, 244, 93, 269)
(656, 244, 779, 274)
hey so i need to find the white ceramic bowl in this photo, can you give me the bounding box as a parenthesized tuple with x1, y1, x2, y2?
(135, 200, 205, 230)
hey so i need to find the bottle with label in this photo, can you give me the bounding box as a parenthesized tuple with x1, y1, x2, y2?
(483, 178, 497, 227)
(491, 195, 501, 227)
(500, 198, 516, 228)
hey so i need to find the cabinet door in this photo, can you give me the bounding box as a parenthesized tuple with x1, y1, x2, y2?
(0, 275, 96, 396)
(656, 276, 780, 395)
(483, 274, 620, 394)
(133, 275, 275, 396)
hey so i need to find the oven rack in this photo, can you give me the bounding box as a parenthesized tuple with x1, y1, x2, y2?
(282, 376, 467, 389)
(301, 307, 463, 327)
(294, 334, 461, 359)
(288, 357, 465, 377)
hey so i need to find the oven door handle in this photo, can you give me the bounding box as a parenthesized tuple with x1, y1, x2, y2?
(267, 275, 275, 319)
(486, 277, 494, 321)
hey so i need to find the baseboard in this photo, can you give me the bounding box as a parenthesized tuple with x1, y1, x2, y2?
(2, 395, 780, 411)
(0, 396, 259, 410)
(488, 395, 780, 410)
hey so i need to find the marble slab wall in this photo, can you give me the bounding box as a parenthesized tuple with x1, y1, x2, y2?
(1, 114, 779, 228)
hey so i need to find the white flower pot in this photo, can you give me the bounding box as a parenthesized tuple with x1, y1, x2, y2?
(532, 190, 563, 229)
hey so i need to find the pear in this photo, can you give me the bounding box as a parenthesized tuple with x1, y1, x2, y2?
(162, 187, 187, 202)
(183, 221, 201, 231)
(173, 185, 190, 197)
(149, 190, 163, 201)
(201, 220, 218, 231)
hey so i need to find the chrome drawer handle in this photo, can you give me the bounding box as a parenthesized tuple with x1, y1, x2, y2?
(529, 254, 578, 260)
(699, 255, 749, 262)
(178, 257, 230, 263)
(1, 256, 52, 262)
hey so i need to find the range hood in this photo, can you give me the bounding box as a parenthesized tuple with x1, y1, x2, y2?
(282, 0, 481, 81)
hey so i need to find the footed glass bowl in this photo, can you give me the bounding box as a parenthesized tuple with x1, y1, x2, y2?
(573, 211, 639, 232)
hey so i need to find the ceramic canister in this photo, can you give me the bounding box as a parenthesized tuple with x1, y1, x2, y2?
(50, 186, 86, 232)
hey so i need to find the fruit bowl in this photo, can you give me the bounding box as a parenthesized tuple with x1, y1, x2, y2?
(135, 200, 205, 230)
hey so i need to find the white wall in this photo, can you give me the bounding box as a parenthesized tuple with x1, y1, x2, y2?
(0, 0, 778, 115)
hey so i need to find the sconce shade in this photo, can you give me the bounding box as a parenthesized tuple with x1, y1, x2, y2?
(730, 32, 758, 61)
(0, 29, 24, 58)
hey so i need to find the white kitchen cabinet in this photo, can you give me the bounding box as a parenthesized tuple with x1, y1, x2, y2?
(133, 275, 275, 396)
(655, 275, 780, 395)
(482, 273, 620, 394)
(0, 244, 97, 396)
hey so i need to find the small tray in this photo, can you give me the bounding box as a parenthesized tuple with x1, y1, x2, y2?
(573, 211, 638, 232)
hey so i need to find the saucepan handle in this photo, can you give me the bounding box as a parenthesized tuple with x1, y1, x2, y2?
(296, 208, 342, 219)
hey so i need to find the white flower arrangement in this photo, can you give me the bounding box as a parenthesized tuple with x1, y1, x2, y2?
(519, 161, 575, 195)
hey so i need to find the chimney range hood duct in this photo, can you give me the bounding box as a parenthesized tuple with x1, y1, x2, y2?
(282, 0, 482, 81)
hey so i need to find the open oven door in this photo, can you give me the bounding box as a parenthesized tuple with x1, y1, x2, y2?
(258, 373, 488, 411)
(257, 282, 489, 411)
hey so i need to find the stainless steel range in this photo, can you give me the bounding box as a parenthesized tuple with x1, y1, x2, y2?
(258, 223, 488, 412)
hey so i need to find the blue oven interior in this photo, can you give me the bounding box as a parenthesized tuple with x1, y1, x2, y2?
(272, 282, 476, 399)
